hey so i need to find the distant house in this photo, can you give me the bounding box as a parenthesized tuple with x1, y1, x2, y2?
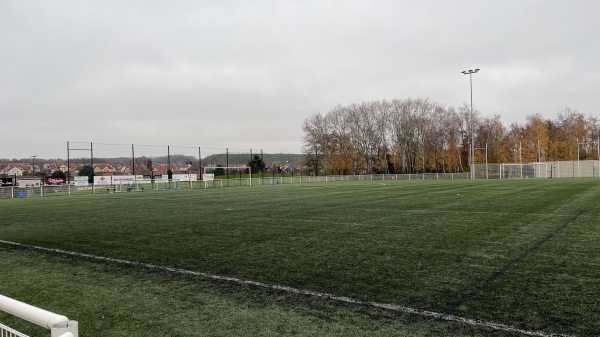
(57, 164, 79, 176)
(1, 163, 32, 176)
(180, 163, 193, 172)
(116, 165, 132, 175)
(151, 164, 181, 176)
(94, 163, 116, 174)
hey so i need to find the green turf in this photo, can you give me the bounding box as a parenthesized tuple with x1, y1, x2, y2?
(1, 179, 599, 336)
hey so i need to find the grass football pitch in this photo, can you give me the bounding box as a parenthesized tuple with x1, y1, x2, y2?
(1, 179, 599, 336)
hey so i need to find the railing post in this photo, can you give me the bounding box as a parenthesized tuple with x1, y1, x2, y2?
(51, 321, 79, 337)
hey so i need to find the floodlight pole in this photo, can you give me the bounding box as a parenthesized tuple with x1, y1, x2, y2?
(132, 144, 135, 178)
(30, 155, 37, 176)
(199, 147, 202, 176)
(462, 68, 480, 179)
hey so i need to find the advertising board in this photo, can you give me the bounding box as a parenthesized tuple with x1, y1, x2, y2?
(74, 176, 89, 185)
(0, 178, 14, 187)
(112, 175, 143, 183)
(94, 176, 112, 185)
(17, 179, 41, 187)
(45, 177, 67, 185)
(93, 175, 144, 185)
(171, 174, 198, 182)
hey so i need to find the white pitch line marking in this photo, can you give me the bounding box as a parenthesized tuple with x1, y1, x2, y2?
(0, 240, 574, 337)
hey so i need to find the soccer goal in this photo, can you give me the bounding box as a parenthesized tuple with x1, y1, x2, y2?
(500, 163, 548, 179)
(0, 294, 78, 337)
(203, 166, 252, 187)
(123, 179, 179, 191)
(533, 162, 549, 178)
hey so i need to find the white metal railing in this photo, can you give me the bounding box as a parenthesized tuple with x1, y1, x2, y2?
(0, 173, 468, 198)
(0, 322, 31, 337)
(3, 161, 599, 199)
(0, 294, 78, 337)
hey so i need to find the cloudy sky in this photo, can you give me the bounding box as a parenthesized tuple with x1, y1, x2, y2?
(1, 0, 598, 159)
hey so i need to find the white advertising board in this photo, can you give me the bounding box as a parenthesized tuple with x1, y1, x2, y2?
(17, 179, 41, 187)
(74, 176, 89, 185)
(112, 175, 144, 183)
(94, 176, 112, 185)
(171, 174, 198, 182)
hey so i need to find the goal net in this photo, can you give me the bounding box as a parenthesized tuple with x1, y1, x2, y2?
(203, 166, 251, 180)
(500, 163, 548, 179)
(202, 166, 253, 188)
(109, 179, 180, 192)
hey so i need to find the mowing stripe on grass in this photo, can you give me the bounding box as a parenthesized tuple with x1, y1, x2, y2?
(0, 239, 573, 337)
(442, 211, 585, 317)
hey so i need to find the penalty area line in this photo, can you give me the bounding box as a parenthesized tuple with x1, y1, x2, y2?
(0, 239, 574, 337)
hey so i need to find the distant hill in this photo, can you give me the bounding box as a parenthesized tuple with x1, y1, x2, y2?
(202, 153, 304, 166)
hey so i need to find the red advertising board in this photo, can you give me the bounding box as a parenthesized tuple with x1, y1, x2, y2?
(45, 177, 67, 185)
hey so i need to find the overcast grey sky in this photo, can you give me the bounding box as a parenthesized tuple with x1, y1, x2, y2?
(1, 0, 598, 159)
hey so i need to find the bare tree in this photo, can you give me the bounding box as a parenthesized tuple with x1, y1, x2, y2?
(476, 115, 506, 163)
(302, 113, 331, 175)
(301, 98, 598, 175)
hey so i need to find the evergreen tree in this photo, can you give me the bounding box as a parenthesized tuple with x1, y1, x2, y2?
(78, 165, 94, 183)
(248, 154, 266, 174)
(50, 170, 67, 178)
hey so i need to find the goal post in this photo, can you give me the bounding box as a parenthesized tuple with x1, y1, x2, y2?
(0, 294, 78, 337)
(533, 162, 549, 178)
(499, 163, 548, 179)
(203, 166, 252, 187)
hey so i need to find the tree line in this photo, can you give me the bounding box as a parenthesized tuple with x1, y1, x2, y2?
(302, 98, 599, 175)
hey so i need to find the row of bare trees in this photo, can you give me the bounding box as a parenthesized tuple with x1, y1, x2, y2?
(302, 98, 599, 175)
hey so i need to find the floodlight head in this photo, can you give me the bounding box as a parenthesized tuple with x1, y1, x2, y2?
(461, 71, 468, 74)
(474, 68, 480, 73)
